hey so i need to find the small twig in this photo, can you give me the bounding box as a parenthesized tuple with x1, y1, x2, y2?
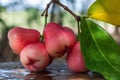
(41, 1, 53, 16)
(41, 1, 53, 27)
(52, 0, 81, 22)
(77, 21, 81, 39)
(41, 0, 81, 22)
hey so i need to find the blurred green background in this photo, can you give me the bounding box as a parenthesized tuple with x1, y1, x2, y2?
(0, 0, 120, 62)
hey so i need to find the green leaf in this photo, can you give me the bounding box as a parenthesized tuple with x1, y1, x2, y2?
(88, 0, 120, 26)
(79, 19, 120, 80)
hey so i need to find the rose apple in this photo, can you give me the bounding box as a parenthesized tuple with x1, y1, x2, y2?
(20, 42, 52, 72)
(43, 22, 76, 58)
(66, 41, 87, 73)
(8, 27, 40, 54)
(62, 27, 76, 48)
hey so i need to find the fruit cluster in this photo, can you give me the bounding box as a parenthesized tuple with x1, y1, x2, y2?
(8, 22, 87, 72)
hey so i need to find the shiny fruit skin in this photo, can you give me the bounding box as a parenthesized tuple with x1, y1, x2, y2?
(8, 27, 40, 54)
(44, 22, 76, 58)
(20, 42, 51, 72)
(66, 41, 87, 73)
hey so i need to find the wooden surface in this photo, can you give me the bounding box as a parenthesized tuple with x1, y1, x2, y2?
(0, 59, 105, 80)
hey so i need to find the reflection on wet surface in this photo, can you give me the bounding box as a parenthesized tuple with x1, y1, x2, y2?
(0, 59, 105, 80)
(0, 69, 28, 80)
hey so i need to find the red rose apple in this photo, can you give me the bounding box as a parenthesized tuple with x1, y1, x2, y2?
(20, 42, 52, 72)
(62, 27, 76, 48)
(8, 27, 40, 54)
(66, 41, 87, 73)
(43, 22, 76, 58)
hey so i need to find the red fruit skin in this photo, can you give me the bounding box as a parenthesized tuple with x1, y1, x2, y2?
(8, 27, 40, 54)
(62, 27, 76, 48)
(43, 22, 76, 58)
(66, 41, 87, 73)
(20, 42, 52, 72)
(43, 22, 66, 58)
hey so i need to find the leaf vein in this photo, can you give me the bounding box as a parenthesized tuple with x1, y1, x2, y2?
(86, 21, 120, 73)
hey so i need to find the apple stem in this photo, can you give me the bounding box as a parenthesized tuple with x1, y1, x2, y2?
(41, 0, 81, 23)
(41, 1, 52, 17)
(77, 21, 81, 40)
(41, 1, 53, 26)
(40, 35, 44, 42)
(44, 15, 48, 26)
(53, 0, 81, 22)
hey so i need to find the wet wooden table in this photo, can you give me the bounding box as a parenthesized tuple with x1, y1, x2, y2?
(0, 59, 105, 80)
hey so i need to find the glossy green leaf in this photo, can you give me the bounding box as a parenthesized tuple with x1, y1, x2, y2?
(79, 19, 120, 80)
(88, 0, 120, 26)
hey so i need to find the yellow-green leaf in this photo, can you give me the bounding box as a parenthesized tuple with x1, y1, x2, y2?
(88, 0, 120, 26)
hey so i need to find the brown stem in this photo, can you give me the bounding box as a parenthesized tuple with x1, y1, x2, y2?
(41, 1, 53, 16)
(41, 1, 53, 27)
(52, 0, 81, 22)
(41, 0, 81, 22)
